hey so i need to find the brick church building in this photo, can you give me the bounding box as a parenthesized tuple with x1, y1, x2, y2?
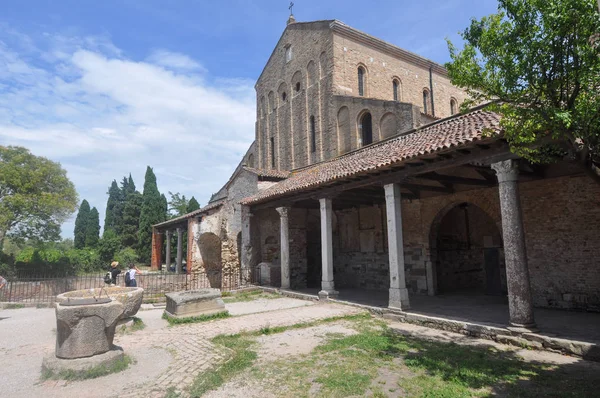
(152, 16, 600, 330)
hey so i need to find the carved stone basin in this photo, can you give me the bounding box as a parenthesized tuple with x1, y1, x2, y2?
(57, 286, 144, 318)
(165, 288, 227, 319)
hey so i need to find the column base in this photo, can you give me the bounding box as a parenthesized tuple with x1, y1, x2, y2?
(318, 287, 338, 300)
(388, 287, 410, 311)
(508, 322, 538, 333)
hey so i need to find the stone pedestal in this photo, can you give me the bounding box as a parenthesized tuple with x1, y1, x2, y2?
(55, 300, 123, 359)
(492, 160, 536, 329)
(164, 289, 227, 319)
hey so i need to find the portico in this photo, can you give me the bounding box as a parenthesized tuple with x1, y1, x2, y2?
(240, 109, 600, 330)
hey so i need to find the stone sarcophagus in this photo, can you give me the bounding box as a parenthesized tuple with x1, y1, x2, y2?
(164, 289, 227, 319)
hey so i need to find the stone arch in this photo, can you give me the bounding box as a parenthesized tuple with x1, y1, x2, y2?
(358, 110, 373, 146)
(247, 153, 255, 168)
(379, 112, 398, 140)
(450, 97, 458, 115)
(198, 232, 222, 288)
(422, 88, 431, 115)
(429, 202, 506, 296)
(268, 91, 275, 112)
(319, 52, 327, 79)
(292, 70, 303, 95)
(259, 96, 265, 119)
(307, 60, 317, 87)
(277, 82, 288, 105)
(337, 106, 351, 154)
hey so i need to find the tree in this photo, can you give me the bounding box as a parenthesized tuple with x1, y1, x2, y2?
(137, 167, 165, 262)
(120, 174, 142, 248)
(187, 196, 200, 213)
(73, 200, 90, 249)
(446, 0, 600, 182)
(98, 229, 121, 263)
(103, 180, 121, 235)
(0, 146, 78, 250)
(85, 207, 100, 248)
(168, 192, 189, 217)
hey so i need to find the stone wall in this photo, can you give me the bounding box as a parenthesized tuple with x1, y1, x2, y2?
(331, 30, 468, 118)
(255, 21, 334, 170)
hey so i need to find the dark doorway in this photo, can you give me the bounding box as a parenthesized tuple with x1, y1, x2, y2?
(306, 212, 322, 288)
(360, 112, 373, 146)
(432, 203, 506, 295)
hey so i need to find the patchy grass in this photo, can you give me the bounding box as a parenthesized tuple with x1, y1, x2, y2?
(164, 386, 181, 398)
(118, 316, 146, 334)
(41, 355, 133, 381)
(193, 315, 599, 398)
(3, 303, 25, 309)
(162, 310, 229, 326)
(188, 334, 257, 397)
(221, 289, 281, 303)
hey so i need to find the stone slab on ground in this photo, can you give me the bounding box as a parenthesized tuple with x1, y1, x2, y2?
(42, 346, 125, 375)
(226, 297, 314, 316)
(165, 288, 226, 318)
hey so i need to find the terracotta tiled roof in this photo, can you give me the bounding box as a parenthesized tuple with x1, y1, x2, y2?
(153, 200, 225, 228)
(241, 110, 502, 205)
(243, 167, 290, 179)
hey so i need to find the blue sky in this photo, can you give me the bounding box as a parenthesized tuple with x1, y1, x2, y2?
(0, 0, 499, 238)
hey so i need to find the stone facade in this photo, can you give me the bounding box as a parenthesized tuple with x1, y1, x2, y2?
(255, 20, 468, 171)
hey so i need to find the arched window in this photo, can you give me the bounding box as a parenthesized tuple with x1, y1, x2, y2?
(310, 115, 316, 153)
(282, 92, 287, 102)
(393, 79, 400, 101)
(423, 89, 431, 114)
(270, 137, 275, 168)
(247, 154, 255, 168)
(360, 112, 373, 146)
(358, 66, 365, 96)
(295, 82, 301, 92)
(450, 98, 458, 115)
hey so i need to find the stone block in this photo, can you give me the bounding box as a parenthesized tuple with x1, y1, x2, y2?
(43, 346, 125, 374)
(164, 289, 227, 319)
(55, 299, 124, 359)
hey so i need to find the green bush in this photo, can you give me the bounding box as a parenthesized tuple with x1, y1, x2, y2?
(114, 247, 138, 266)
(98, 230, 121, 262)
(65, 249, 103, 273)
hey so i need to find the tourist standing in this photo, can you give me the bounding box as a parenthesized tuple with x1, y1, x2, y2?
(0, 275, 6, 290)
(109, 261, 121, 285)
(125, 263, 142, 287)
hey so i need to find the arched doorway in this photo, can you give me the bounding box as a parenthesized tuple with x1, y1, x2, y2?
(198, 232, 222, 288)
(430, 202, 506, 295)
(360, 112, 373, 146)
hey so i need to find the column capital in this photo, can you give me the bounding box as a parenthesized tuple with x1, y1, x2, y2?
(492, 159, 519, 183)
(276, 206, 290, 218)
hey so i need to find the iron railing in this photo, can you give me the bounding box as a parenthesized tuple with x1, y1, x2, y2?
(0, 267, 260, 304)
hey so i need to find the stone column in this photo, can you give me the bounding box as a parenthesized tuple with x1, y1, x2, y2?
(384, 183, 410, 310)
(492, 160, 536, 329)
(241, 205, 253, 285)
(319, 198, 338, 299)
(276, 207, 291, 289)
(165, 230, 172, 271)
(176, 227, 183, 274)
(150, 229, 163, 271)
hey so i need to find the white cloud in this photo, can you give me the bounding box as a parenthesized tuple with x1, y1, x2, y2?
(0, 29, 255, 238)
(146, 49, 205, 72)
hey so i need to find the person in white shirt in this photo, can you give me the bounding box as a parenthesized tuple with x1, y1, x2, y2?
(125, 263, 142, 287)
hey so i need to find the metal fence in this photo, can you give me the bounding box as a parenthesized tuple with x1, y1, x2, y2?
(0, 267, 260, 304)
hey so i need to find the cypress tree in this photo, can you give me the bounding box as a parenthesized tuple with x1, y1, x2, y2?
(74, 199, 90, 249)
(122, 176, 142, 249)
(187, 196, 200, 213)
(137, 167, 165, 262)
(85, 207, 100, 247)
(103, 181, 121, 235)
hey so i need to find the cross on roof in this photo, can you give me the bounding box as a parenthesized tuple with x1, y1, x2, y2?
(289, 2, 294, 16)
